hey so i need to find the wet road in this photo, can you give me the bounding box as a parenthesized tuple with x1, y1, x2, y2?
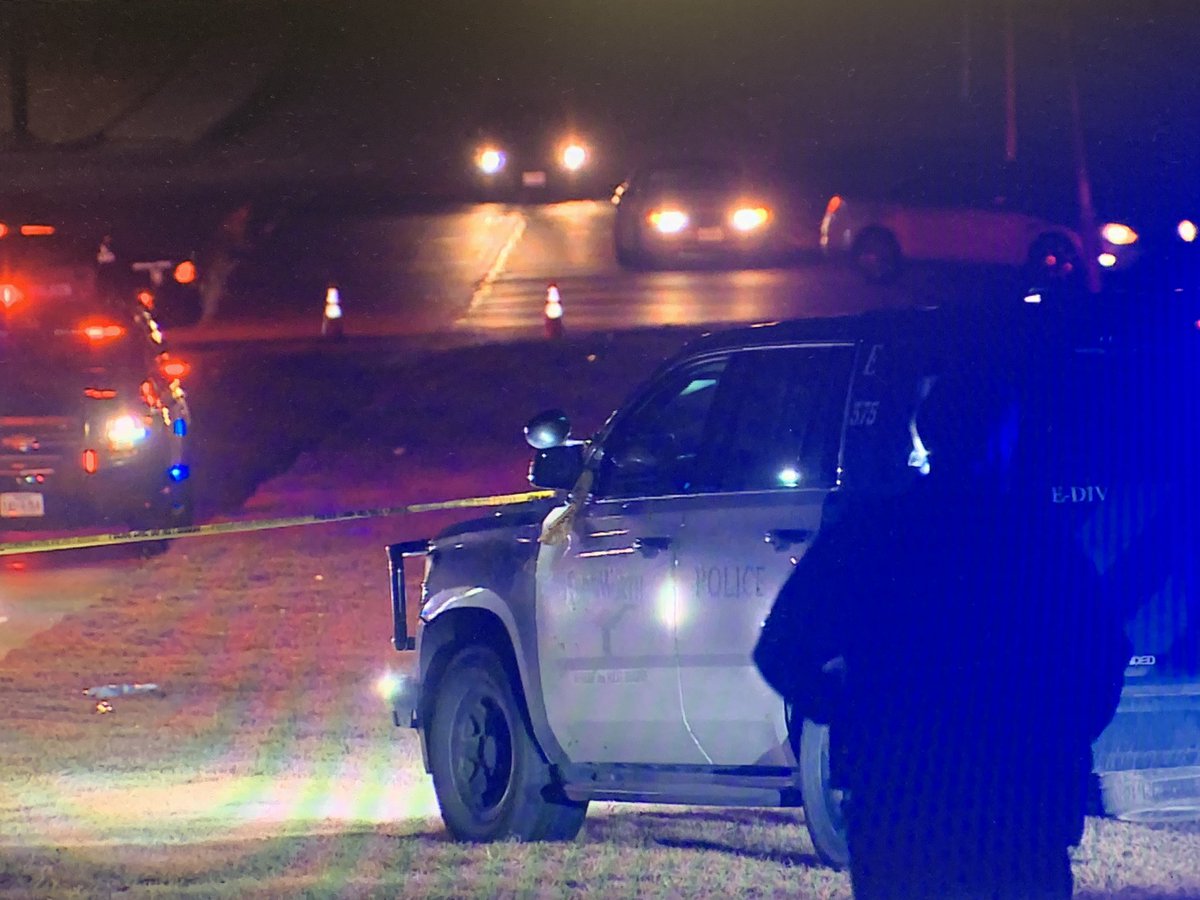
(455, 201, 901, 336)
(173, 199, 918, 345)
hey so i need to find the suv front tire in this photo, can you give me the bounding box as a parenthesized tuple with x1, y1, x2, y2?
(427, 643, 587, 842)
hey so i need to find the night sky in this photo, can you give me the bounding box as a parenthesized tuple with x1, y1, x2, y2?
(8, 2, 1200, 186)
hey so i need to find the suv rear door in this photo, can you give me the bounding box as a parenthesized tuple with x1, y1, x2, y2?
(669, 343, 856, 764)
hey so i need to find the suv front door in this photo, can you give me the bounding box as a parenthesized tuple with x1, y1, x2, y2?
(535, 356, 729, 764)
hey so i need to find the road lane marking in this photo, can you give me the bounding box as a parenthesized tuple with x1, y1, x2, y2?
(458, 211, 527, 323)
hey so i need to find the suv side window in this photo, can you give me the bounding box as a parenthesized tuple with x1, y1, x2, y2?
(595, 357, 728, 499)
(703, 345, 855, 492)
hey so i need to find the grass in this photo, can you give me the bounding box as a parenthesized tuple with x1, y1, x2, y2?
(2, 330, 1200, 897)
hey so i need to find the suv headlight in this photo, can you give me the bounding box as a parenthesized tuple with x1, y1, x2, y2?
(105, 414, 150, 451)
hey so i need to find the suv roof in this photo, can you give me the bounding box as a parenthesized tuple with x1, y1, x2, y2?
(677, 290, 1199, 361)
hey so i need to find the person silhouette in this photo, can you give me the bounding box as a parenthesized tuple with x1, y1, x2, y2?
(756, 361, 1130, 899)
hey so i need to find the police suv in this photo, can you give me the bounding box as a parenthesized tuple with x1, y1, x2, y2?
(387, 294, 1200, 866)
(0, 219, 194, 532)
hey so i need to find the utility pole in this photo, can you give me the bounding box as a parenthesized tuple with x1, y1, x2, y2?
(960, 2, 972, 103)
(1062, 1, 1102, 293)
(2, 6, 31, 144)
(1003, 0, 1017, 162)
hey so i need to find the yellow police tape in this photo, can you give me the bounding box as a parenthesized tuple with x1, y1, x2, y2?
(0, 490, 559, 557)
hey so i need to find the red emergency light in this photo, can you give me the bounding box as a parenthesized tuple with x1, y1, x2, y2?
(173, 260, 197, 284)
(160, 358, 190, 380)
(81, 322, 126, 342)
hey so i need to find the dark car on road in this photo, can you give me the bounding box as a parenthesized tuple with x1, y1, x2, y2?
(613, 160, 814, 270)
(468, 128, 614, 202)
(386, 287, 1200, 868)
(0, 219, 194, 532)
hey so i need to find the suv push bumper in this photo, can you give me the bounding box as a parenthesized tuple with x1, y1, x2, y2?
(385, 540, 428, 738)
(386, 539, 429, 652)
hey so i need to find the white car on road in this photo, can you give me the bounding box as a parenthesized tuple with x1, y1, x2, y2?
(820, 170, 1141, 285)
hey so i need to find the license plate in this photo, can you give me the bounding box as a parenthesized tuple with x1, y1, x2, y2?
(0, 492, 45, 518)
(522, 170, 548, 187)
(697, 227, 725, 242)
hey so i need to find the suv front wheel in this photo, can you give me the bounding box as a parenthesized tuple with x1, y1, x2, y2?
(428, 643, 588, 842)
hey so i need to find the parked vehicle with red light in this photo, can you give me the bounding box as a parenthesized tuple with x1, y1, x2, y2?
(613, 160, 811, 270)
(0, 218, 193, 533)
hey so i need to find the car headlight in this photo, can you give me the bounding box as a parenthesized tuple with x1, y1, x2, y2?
(649, 209, 689, 234)
(1101, 222, 1138, 246)
(560, 142, 588, 172)
(476, 146, 506, 175)
(105, 414, 149, 451)
(730, 206, 771, 232)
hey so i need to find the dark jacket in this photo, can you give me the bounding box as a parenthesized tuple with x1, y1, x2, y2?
(755, 483, 1131, 848)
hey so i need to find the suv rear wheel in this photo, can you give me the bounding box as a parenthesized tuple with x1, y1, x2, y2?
(428, 643, 587, 842)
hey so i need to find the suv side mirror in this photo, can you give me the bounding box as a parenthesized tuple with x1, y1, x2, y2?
(529, 444, 584, 490)
(525, 409, 572, 449)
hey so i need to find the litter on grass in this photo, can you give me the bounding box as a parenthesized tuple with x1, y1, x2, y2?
(84, 683, 163, 699)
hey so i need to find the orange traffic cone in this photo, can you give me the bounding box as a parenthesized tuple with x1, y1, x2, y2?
(322, 283, 344, 340)
(544, 283, 564, 339)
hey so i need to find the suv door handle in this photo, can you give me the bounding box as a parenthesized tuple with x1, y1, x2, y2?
(632, 536, 672, 557)
(764, 529, 813, 550)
